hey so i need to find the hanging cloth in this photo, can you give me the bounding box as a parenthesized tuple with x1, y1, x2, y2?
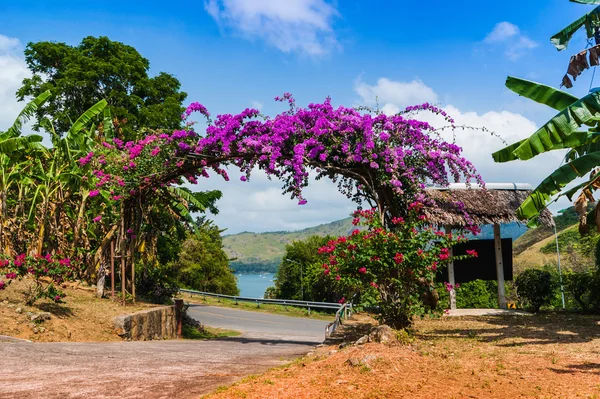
(562, 74, 574, 89)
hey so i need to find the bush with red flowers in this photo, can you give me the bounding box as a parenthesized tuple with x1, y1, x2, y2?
(320, 206, 477, 329)
(0, 254, 76, 305)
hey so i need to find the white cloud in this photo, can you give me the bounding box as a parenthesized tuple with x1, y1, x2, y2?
(200, 168, 357, 234)
(204, 0, 339, 55)
(0, 34, 30, 129)
(484, 22, 519, 43)
(482, 21, 538, 61)
(355, 78, 438, 111)
(251, 100, 263, 111)
(354, 77, 571, 212)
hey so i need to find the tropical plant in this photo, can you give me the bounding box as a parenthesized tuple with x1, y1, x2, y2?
(492, 2, 600, 229)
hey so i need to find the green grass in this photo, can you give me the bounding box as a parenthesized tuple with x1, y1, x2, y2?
(182, 324, 241, 340)
(181, 293, 335, 321)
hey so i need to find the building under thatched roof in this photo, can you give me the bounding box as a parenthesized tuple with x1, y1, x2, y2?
(423, 183, 554, 228)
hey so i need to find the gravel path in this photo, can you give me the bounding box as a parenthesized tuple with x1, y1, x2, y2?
(0, 306, 330, 398)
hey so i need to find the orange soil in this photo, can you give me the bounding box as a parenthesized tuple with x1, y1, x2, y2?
(0, 278, 155, 342)
(205, 314, 600, 399)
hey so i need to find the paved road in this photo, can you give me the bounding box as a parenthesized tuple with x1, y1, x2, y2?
(187, 304, 330, 342)
(0, 305, 331, 399)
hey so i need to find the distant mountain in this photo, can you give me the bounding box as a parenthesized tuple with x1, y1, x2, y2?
(223, 219, 530, 274)
(223, 218, 357, 273)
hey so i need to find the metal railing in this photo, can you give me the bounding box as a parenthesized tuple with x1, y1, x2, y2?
(179, 288, 351, 336)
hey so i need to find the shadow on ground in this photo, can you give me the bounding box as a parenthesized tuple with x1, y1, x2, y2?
(215, 336, 321, 346)
(416, 313, 600, 346)
(36, 302, 74, 318)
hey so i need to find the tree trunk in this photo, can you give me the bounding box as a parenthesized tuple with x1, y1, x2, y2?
(36, 199, 48, 255)
(72, 193, 88, 253)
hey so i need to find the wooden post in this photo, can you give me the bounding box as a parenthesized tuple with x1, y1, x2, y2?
(130, 239, 135, 303)
(493, 223, 507, 308)
(175, 299, 184, 338)
(110, 240, 115, 300)
(121, 254, 126, 302)
(445, 226, 457, 310)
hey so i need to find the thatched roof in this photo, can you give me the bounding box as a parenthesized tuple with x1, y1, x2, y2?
(423, 184, 554, 228)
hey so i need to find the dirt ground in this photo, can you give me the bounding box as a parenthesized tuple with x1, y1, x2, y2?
(0, 278, 153, 342)
(205, 313, 600, 399)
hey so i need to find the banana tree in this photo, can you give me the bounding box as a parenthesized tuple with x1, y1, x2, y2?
(492, 76, 600, 227)
(492, 1, 600, 229)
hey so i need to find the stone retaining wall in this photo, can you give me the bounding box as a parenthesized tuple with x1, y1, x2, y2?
(114, 305, 179, 340)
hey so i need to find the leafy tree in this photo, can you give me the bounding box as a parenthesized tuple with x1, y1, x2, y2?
(172, 219, 239, 295)
(271, 235, 336, 301)
(17, 36, 187, 139)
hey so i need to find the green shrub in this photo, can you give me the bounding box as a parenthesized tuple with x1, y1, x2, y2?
(515, 269, 558, 312)
(437, 280, 499, 309)
(563, 270, 600, 313)
(135, 264, 179, 304)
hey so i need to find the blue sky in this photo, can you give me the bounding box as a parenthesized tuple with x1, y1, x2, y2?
(0, 0, 595, 233)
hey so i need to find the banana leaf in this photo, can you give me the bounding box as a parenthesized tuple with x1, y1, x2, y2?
(0, 135, 46, 154)
(571, 0, 600, 4)
(67, 99, 107, 138)
(517, 151, 600, 219)
(4, 90, 51, 138)
(505, 76, 579, 111)
(103, 108, 114, 139)
(493, 91, 600, 163)
(551, 5, 600, 50)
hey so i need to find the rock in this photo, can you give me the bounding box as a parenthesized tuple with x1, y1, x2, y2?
(354, 335, 370, 346)
(327, 350, 338, 355)
(30, 312, 52, 322)
(2, 300, 7, 304)
(369, 325, 396, 344)
(32, 327, 39, 334)
(346, 357, 362, 367)
(361, 355, 378, 367)
(39, 327, 46, 333)
(15, 307, 22, 314)
(338, 342, 352, 349)
(7, 304, 14, 308)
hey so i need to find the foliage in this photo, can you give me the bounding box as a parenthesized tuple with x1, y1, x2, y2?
(491, 4, 600, 227)
(171, 220, 239, 295)
(17, 36, 187, 138)
(0, 254, 76, 305)
(563, 269, 600, 313)
(515, 269, 558, 312)
(437, 280, 499, 309)
(270, 235, 337, 301)
(320, 207, 477, 329)
(135, 262, 180, 304)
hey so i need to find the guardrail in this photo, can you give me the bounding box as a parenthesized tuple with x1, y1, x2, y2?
(179, 289, 352, 336)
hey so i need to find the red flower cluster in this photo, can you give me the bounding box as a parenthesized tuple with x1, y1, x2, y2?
(393, 253, 404, 264)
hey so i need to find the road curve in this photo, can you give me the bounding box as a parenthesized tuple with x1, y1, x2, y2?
(0, 305, 331, 399)
(187, 303, 330, 343)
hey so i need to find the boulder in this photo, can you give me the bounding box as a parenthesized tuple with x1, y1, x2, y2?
(368, 325, 396, 344)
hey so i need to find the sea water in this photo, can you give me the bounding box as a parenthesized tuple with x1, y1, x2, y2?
(236, 273, 275, 298)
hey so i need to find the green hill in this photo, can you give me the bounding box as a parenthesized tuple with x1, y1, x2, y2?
(223, 218, 358, 273)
